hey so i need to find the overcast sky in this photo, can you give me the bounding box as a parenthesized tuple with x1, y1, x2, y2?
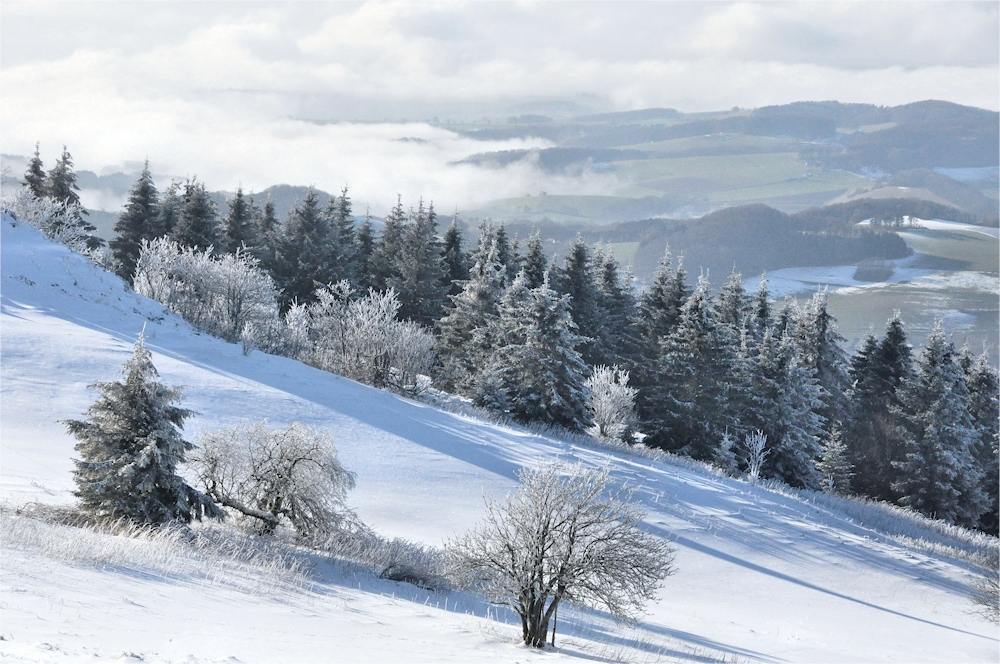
(2, 1, 997, 212)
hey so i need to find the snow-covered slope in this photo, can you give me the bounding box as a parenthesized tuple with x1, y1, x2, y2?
(2, 214, 997, 663)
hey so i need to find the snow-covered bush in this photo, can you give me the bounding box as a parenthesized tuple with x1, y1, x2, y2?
(134, 237, 282, 347)
(1, 188, 103, 260)
(302, 282, 435, 394)
(448, 463, 675, 648)
(585, 365, 637, 443)
(193, 421, 356, 539)
(969, 552, 999, 624)
(322, 527, 449, 589)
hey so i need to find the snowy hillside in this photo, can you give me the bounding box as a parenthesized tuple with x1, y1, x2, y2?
(1, 213, 997, 663)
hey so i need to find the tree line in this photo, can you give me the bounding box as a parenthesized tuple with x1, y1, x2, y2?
(19, 149, 1000, 535)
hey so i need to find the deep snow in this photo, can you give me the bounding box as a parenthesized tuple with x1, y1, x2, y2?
(1, 215, 997, 662)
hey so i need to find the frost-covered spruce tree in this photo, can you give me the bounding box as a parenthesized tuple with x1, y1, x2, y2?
(487, 272, 591, 430)
(111, 163, 160, 281)
(223, 186, 258, 255)
(716, 269, 749, 331)
(442, 213, 470, 298)
(156, 181, 183, 238)
(521, 231, 547, 289)
(354, 209, 377, 291)
(817, 424, 853, 495)
(594, 247, 640, 368)
(371, 195, 407, 291)
(436, 231, 506, 391)
(892, 324, 986, 527)
(794, 290, 851, 436)
(272, 188, 335, 310)
(742, 328, 824, 488)
(172, 178, 221, 253)
(844, 313, 913, 501)
(22, 142, 47, 199)
(553, 236, 606, 366)
(391, 200, 448, 326)
(65, 332, 220, 524)
(646, 276, 739, 460)
(750, 274, 773, 340)
(45, 145, 83, 211)
(959, 347, 1000, 534)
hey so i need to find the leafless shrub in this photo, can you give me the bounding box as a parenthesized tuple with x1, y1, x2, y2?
(192, 421, 356, 539)
(448, 463, 675, 648)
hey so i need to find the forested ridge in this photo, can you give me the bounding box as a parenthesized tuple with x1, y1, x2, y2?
(11, 147, 999, 536)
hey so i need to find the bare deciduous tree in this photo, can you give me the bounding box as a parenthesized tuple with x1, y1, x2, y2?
(192, 421, 355, 539)
(970, 553, 999, 624)
(448, 463, 674, 648)
(743, 430, 768, 484)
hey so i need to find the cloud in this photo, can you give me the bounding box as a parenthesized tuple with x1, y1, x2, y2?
(1, 1, 996, 213)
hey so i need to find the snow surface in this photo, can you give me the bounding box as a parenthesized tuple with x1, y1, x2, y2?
(2, 215, 998, 662)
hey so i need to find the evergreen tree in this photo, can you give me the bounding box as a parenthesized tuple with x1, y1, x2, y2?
(959, 347, 999, 534)
(65, 333, 220, 524)
(646, 276, 740, 460)
(272, 188, 335, 310)
(371, 195, 407, 291)
(845, 313, 913, 500)
(224, 186, 257, 254)
(892, 324, 986, 527)
(494, 222, 520, 283)
(436, 232, 507, 392)
(522, 231, 547, 289)
(391, 201, 448, 326)
(486, 272, 591, 430)
(110, 163, 160, 281)
(22, 142, 47, 198)
(442, 213, 469, 298)
(740, 327, 824, 488)
(330, 186, 358, 282)
(354, 209, 377, 291)
(750, 274, 773, 339)
(46, 145, 83, 210)
(172, 178, 221, 252)
(794, 291, 851, 435)
(817, 424, 853, 495)
(716, 270, 749, 331)
(636, 247, 690, 360)
(554, 236, 604, 366)
(252, 197, 280, 272)
(156, 181, 183, 237)
(594, 246, 639, 368)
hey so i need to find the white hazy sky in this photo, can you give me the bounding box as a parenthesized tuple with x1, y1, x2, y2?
(2, 1, 997, 213)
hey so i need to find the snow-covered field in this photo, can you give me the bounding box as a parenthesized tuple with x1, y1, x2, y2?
(2, 215, 998, 662)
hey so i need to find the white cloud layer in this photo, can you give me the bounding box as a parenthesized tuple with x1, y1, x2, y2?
(2, 1, 996, 213)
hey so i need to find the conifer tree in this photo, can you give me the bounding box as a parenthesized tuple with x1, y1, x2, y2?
(331, 186, 358, 282)
(156, 181, 183, 237)
(442, 213, 469, 298)
(436, 234, 506, 391)
(522, 231, 547, 289)
(46, 145, 83, 210)
(371, 195, 407, 291)
(845, 312, 913, 500)
(646, 276, 740, 460)
(959, 346, 999, 534)
(740, 326, 824, 488)
(354, 209, 377, 291)
(171, 178, 221, 253)
(892, 324, 986, 527)
(750, 274, 773, 339)
(392, 201, 448, 325)
(795, 291, 851, 435)
(272, 188, 335, 310)
(65, 333, 220, 524)
(554, 236, 604, 366)
(636, 248, 690, 359)
(716, 270, 749, 331)
(23, 142, 47, 198)
(224, 186, 257, 254)
(817, 424, 853, 495)
(594, 247, 639, 368)
(111, 163, 160, 281)
(486, 272, 591, 430)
